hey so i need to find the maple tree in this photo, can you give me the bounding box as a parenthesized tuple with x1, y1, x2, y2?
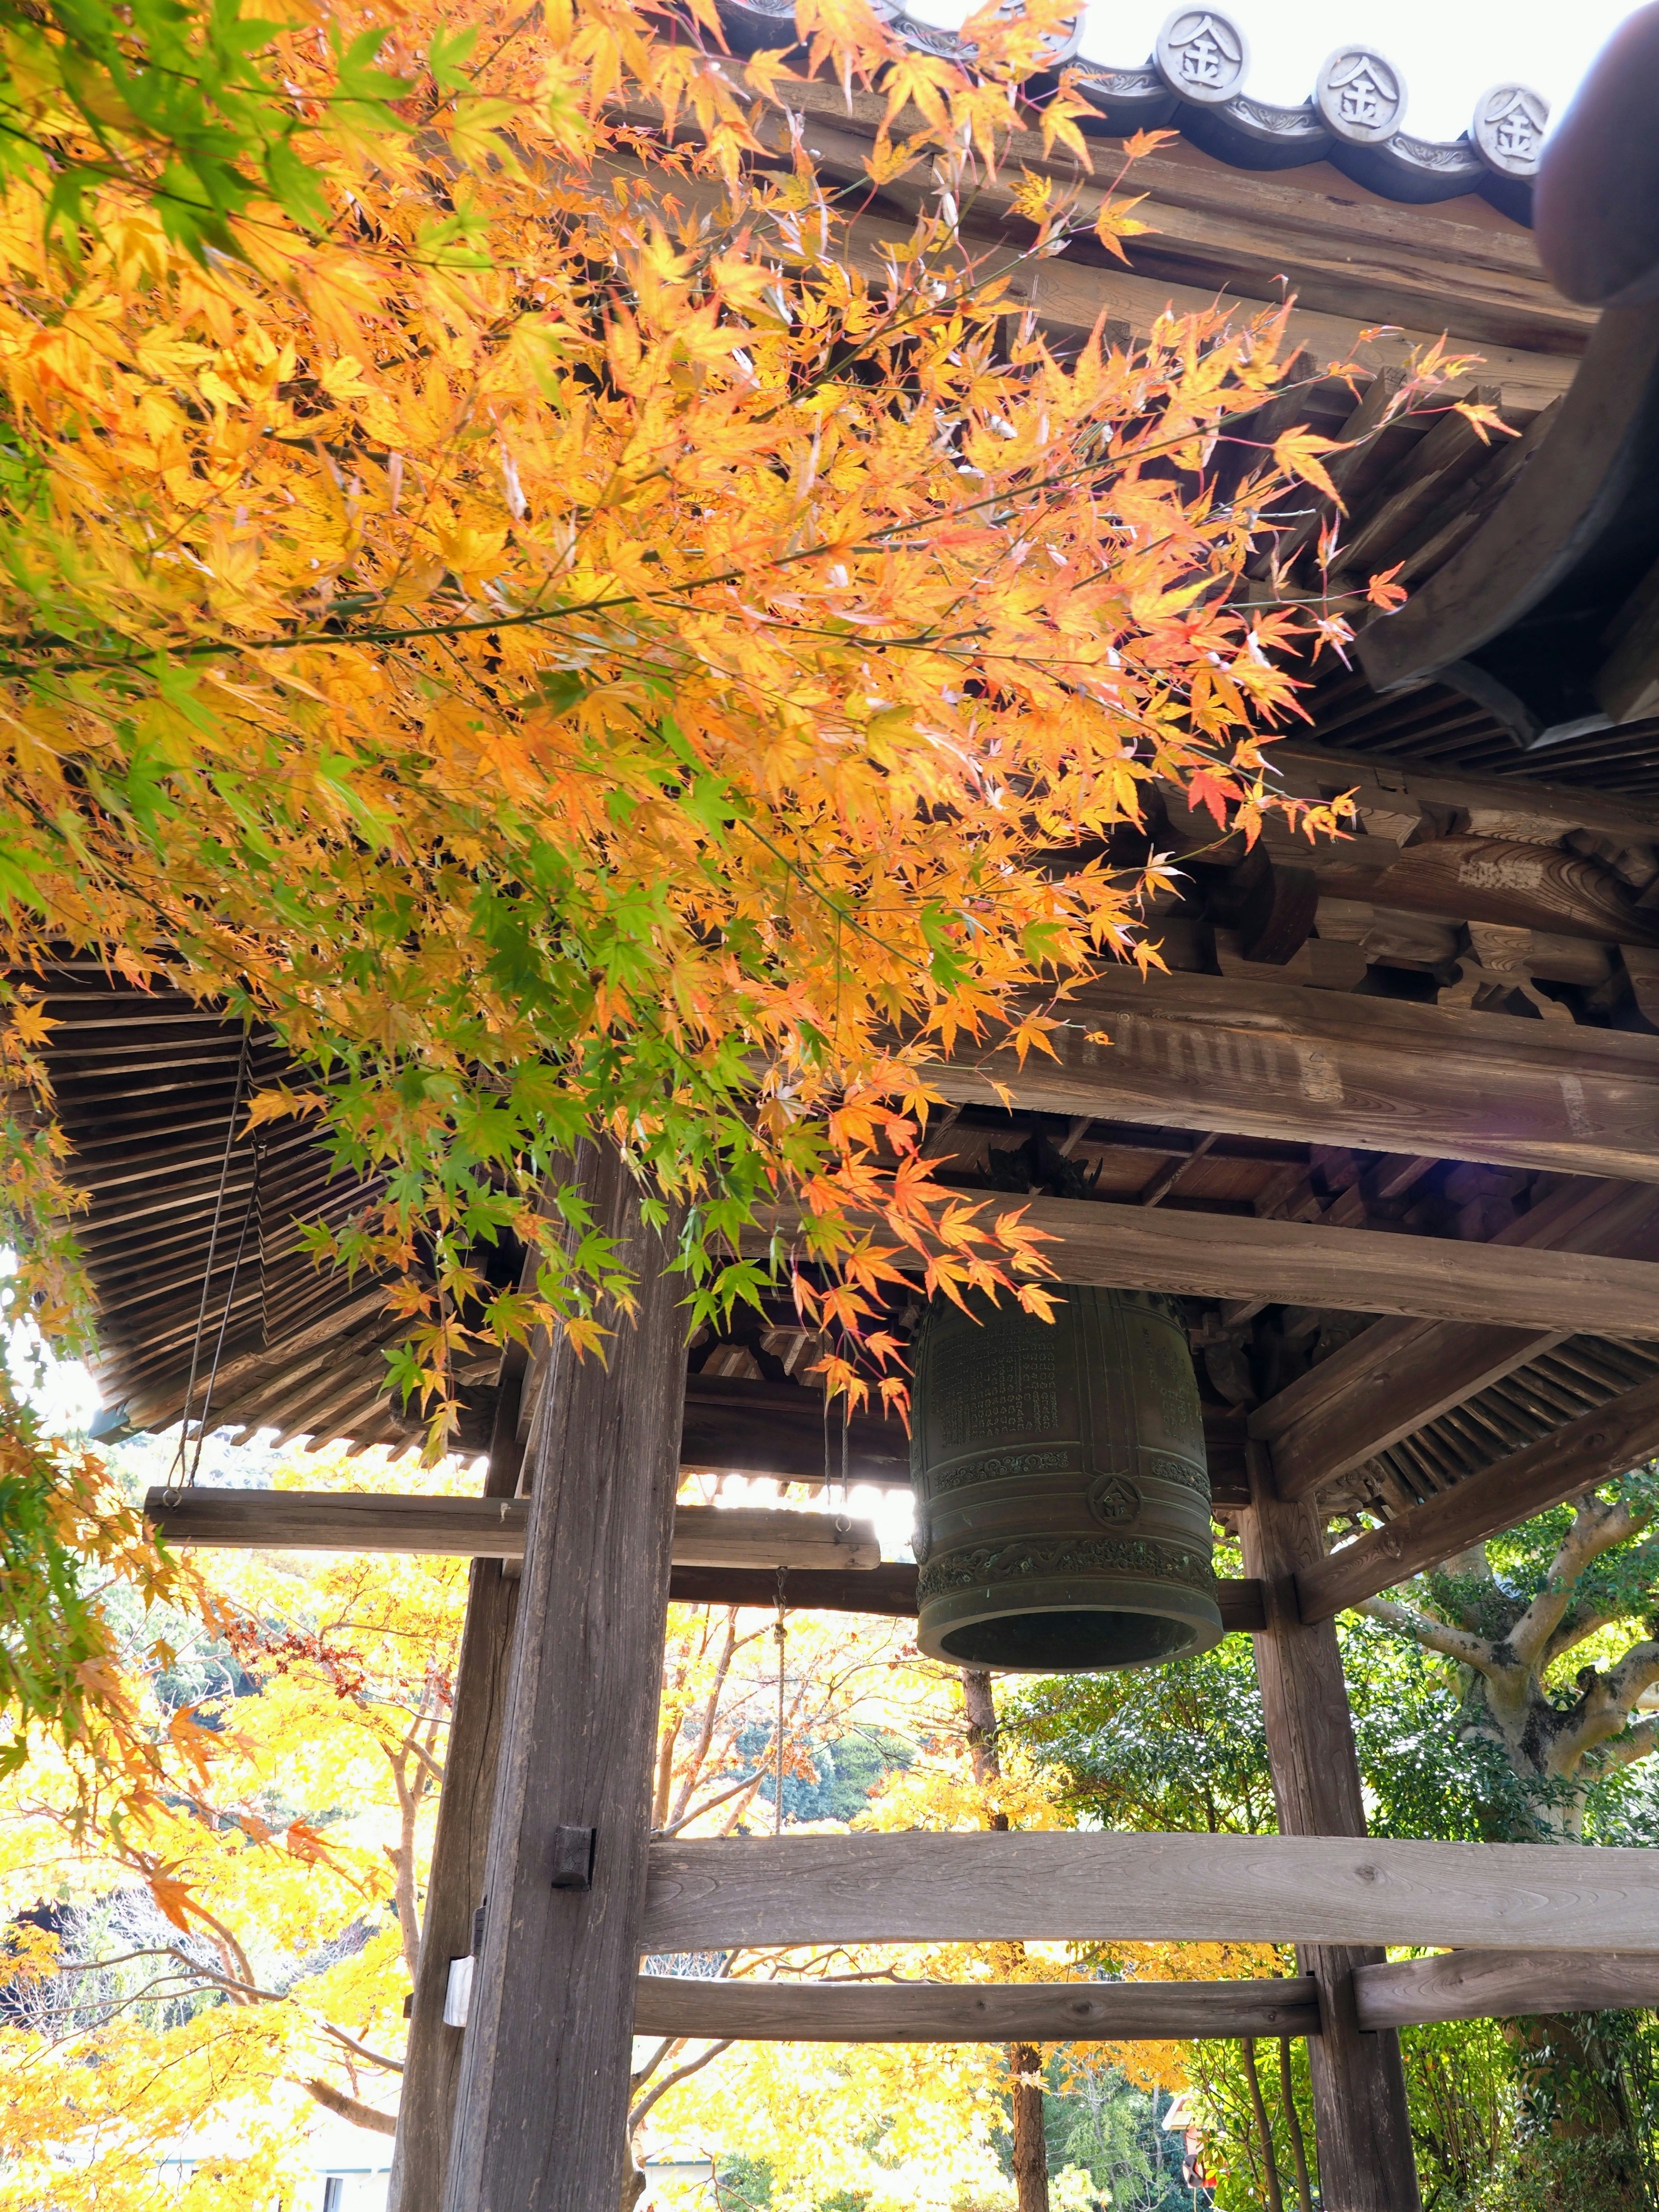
(0, 0, 1484, 1801)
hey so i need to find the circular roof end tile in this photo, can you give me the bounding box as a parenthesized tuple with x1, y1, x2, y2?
(1471, 84, 1549, 181)
(1154, 7, 1249, 107)
(1316, 47, 1407, 146)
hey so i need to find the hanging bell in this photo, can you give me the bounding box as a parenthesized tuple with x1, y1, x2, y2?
(909, 1285, 1223, 1672)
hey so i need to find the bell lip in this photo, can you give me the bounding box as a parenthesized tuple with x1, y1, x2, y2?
(917, 1582, 1227, 1675)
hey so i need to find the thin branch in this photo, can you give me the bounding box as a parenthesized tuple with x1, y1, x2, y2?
(627, 2041, 735, 2137)
(1359, 1595, 1492, 1668)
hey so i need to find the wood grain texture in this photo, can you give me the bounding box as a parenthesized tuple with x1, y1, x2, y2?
(1297, 1370, 1659, 1621)
(632, 1974, 1322, 2042)
(441, 1144, 686, 2212)
(387, 1561, 519, 2212)
(927, 968, 1659, 1183)
(665, 1565, 1267, 1634)
(747, 1196, 1659, 1337)
(145, 1491, 881, 1571)
(1360, 302, 1659, 693)
(1267, 742, 1659, 844)
(1239, 1454, 1420, 2212)
(1354, 1949, 1659, 2030)
(1251, 1182, 1659, 1500)
(639, 1834, 1659, 1954)
(1313, 836, 1659, 947)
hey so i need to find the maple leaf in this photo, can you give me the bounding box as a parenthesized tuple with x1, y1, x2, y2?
(1366, 563, 1408, 613)
(1272, 426, 1348, 507)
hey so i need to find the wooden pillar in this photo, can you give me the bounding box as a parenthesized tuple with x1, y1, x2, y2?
(387, 1346, 530, 2212)
(441, 1143, 686, 2212)
(1237, 1448, 1421, 2212)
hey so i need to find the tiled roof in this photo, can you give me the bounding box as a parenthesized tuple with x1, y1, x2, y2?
(715, 0, 1547, 220)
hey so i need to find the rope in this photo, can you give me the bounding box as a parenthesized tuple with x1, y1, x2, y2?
(773, 1565, 788, 1838)
(165, 1027, 251, 1501)
(184, 1138, 264, 1490)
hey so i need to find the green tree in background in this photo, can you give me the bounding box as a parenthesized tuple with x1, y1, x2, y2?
(1008, 1474, 1659, 2209)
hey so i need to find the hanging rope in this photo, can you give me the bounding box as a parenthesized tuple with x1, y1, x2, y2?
(773, 1564, 788, 1838)
(165, 1027, 252, 1502)
(183, 1137, 264, 1491)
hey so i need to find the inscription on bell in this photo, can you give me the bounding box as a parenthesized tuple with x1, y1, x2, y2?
(934, 1316, 1059, 1448)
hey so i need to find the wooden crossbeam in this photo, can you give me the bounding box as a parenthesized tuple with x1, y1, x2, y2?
(665, 1564, 1267, 1634)
(1353, 1949, 1659, 2030)
(632, 1974, 1322, 2043)
(144, 1489, 882, 1573)
(753, 1193, 1659, 1338)
(927, 968, 1659, 1183)
(640, 1835, 1659, 1954)
(1295, 1370, 1659, 1621)
(143, 1493, 1267, 1630)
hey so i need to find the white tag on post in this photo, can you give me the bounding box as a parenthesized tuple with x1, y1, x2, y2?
(442, 1954, 474, 2028)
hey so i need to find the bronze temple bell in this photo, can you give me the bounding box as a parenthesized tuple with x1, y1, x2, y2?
(910, 1286, 1223, 1672)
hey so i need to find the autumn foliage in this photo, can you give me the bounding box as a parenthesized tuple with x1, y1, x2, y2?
(0, 0, 1367, 1431)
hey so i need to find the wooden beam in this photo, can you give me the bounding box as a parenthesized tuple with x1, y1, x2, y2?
(144, 1497, 1267, 1630)
(1359, 301, 1659, 696)
(681, 1373, 908, 1484)
(752, 1195, 1659, 1338)
(632, 1974, 1322, 2044)
(144, 1489, 883, 1573)
(1269, 740, 1659, 849)
(683, 1376, 1253, 1509)
(1354, 1949, 1659, 2031)
(639, 1834, 1659, 1954)
(928, 968, 1659, 1184)
(668, 1563, 1269, 1636)
(1296, 1370, 1659, 1622)
(440, 1144, 686, 2212)
(1239, 1451, 1419, 2210)
(1250, 1181, 1659, 1500)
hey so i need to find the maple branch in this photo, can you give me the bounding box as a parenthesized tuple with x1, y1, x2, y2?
(626, 2040, 734, 2137)
(302, 2078, 398, 2136)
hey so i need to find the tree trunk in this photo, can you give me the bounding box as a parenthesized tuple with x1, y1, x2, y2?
(962, 1666, 1050, 2212)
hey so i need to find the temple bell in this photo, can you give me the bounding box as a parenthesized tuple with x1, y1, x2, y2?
(909, 1286, 1223, 1672)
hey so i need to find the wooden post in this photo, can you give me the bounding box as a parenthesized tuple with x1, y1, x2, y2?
(441, 1143, 686, 2212)
(387, 1344, 530, 2212)
(1237, 1447, 1421, 2212)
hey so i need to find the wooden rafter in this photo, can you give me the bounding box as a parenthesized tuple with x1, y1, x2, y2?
(1297, 1370, 1659, 1621)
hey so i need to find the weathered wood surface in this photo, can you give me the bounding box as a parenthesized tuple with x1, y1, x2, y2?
(1354, 1949, 1659, 2030)
(750, 1193, 1659, 1337)
(441, 1144, 686, 2212)
(1251, 1181, 1659, 1499)
(1360, 301, 1659, 695)
(1240, 1452, 1421, 2212)
(388, 1560, 519, 2212)
(763, 80, 1586, 372)
(667, 1564, 1268, 1635)
(639, 1834, 1659, 1954)
(1268, 741, 1659, 844)
(632, 1974, 1322, 2043)
(1297, 1370, 1659, 1621)
(145, 1489, 881, 1571)
(927, 969, 1659, 1182)
(681, 1373, 909, 1484)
